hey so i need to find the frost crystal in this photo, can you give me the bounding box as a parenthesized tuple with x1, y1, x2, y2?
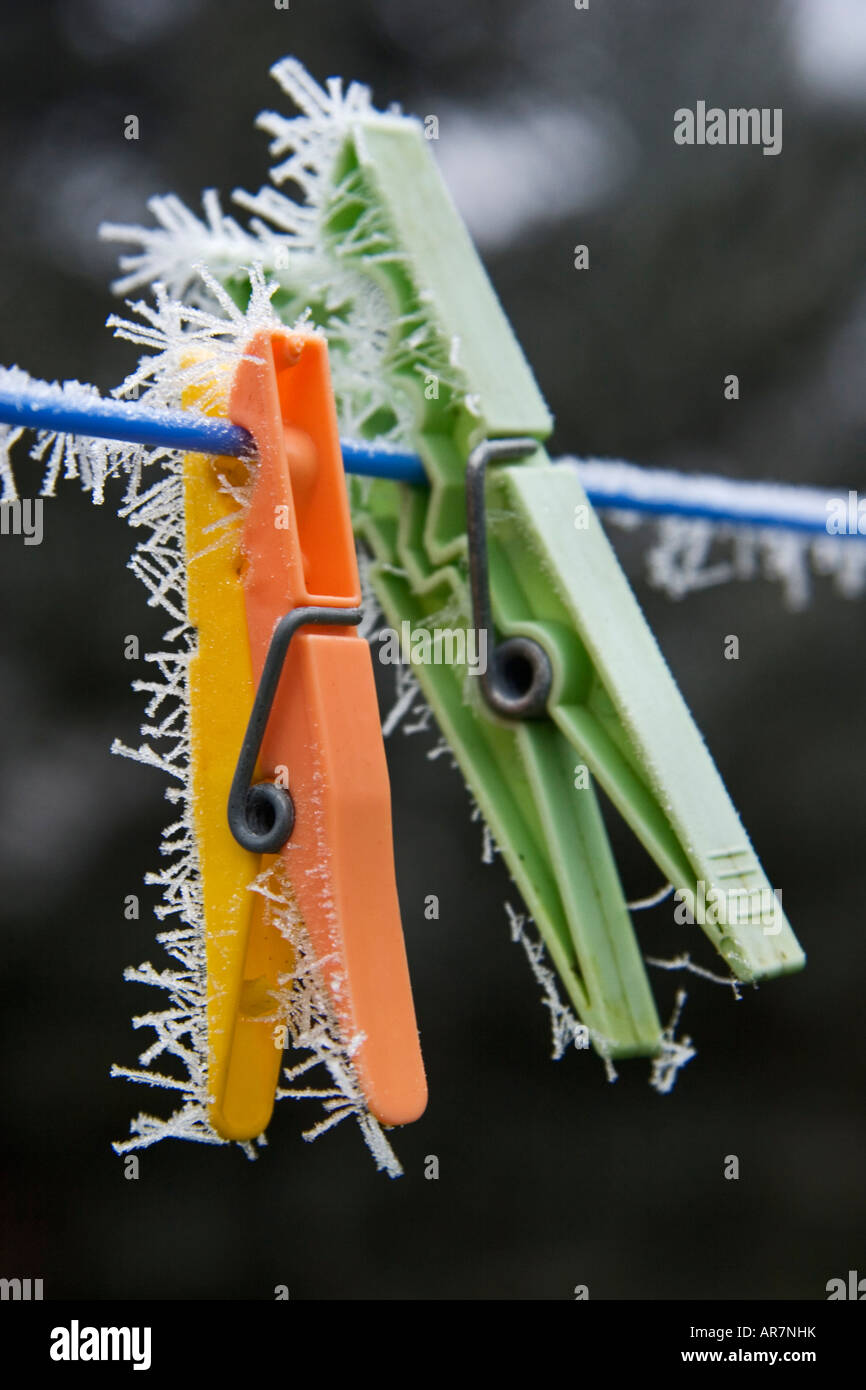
(506, 905, 589, 1060)
(259, 869, 402, 1178)
(649, 990, 697, 1095)
(618, 512, 866, 608)
(0, 422, 24, 502)
(646, 951, 742, 999)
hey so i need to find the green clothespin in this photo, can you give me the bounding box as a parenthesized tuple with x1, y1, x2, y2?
(226, 99, 805, 1058)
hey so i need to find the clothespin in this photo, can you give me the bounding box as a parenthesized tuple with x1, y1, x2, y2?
(184, 327, 426, 1139)
(304, 109, 806, 1056)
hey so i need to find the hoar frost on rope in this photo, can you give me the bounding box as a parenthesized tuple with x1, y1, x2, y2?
(605, 508, 866, 608)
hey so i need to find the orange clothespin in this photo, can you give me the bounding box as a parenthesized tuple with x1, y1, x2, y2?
(195, 328, 426, 1140)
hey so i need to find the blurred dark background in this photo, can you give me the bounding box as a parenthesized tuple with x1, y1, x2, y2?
(0, 0, 864, 1300)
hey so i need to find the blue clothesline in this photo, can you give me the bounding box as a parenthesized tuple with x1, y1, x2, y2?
(0, 381, 424, 484)
(0, 375, 860, 538)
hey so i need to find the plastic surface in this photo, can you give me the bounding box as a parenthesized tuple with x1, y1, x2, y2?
(182, 389, 284, 1141)
(230, 329, 427, 1128)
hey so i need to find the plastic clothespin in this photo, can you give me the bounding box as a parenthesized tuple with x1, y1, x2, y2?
(258, 108, 805, 1057)
(184, 328, 426, 1140)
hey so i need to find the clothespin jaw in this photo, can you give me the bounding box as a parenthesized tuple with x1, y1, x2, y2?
(183, 385, 277, 1142)
(185, 328, 426, 1141)
(367, 499, 665, 1057)
(482, 454, 805, 984)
